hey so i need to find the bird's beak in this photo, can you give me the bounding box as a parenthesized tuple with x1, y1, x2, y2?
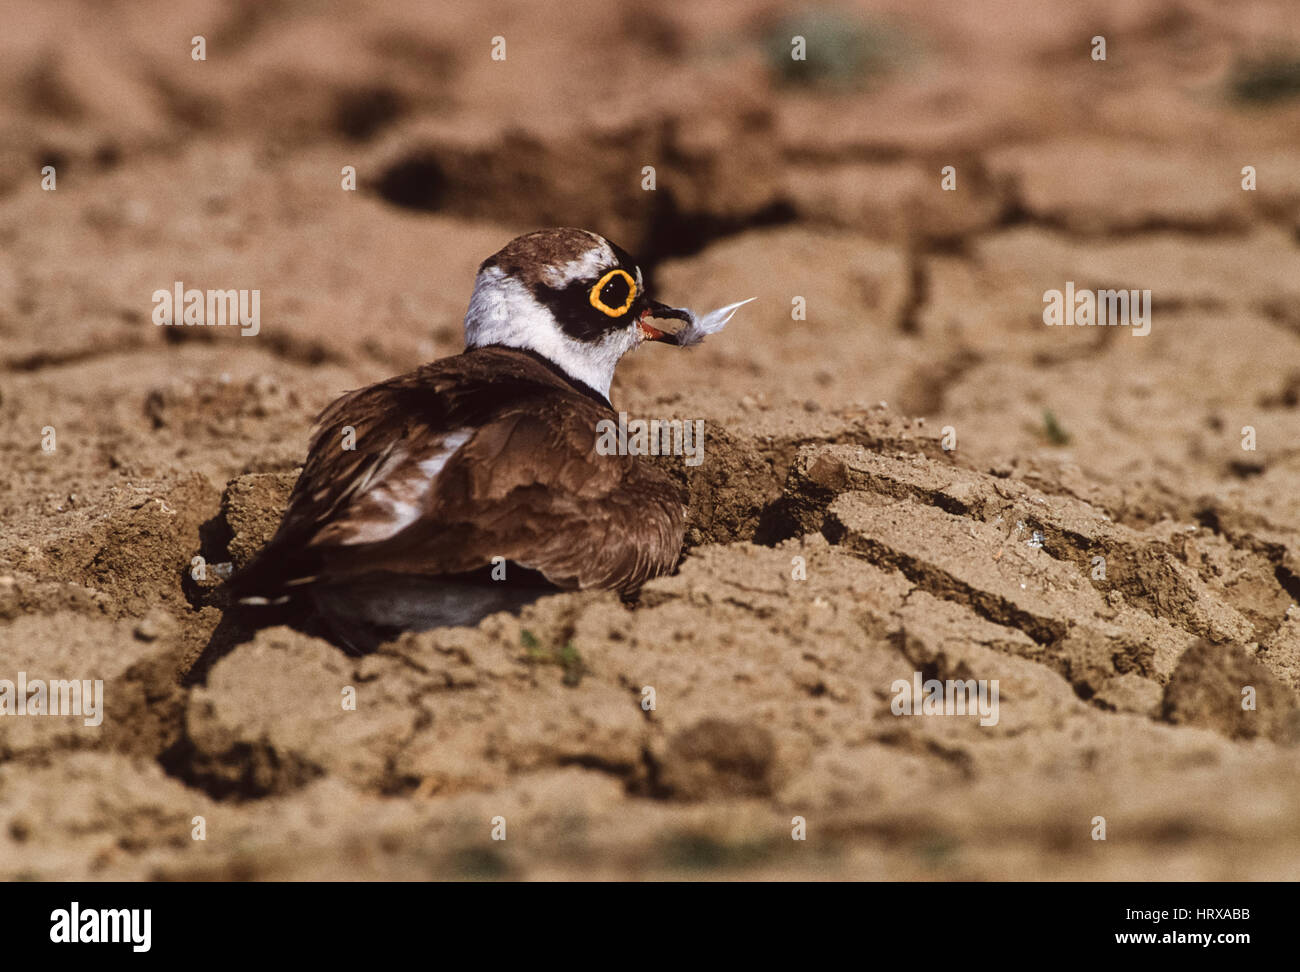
(637, 299, 694, 345)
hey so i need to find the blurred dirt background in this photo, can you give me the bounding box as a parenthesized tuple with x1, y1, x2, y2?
(3, 0, 1300, 880)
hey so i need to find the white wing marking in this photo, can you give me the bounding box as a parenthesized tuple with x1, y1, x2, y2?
(335, 428, 473, 545)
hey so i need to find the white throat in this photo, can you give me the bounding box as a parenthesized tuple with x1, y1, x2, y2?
(463, 266, 635, 400)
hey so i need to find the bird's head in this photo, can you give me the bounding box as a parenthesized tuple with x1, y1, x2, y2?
(462, 228, 705, 400)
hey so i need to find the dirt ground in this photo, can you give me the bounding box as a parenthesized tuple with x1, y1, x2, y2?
(3, 0, 1300, 880)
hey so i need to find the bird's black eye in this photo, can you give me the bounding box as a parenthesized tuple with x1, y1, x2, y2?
(589, 268, 637, 317)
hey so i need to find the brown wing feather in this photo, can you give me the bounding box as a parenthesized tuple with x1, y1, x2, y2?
(229, 348, 686, 597)
(402, 403, 686, 592)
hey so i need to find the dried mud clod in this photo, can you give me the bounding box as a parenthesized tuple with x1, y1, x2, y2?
(747, 441, 1300, 717)
(1162, 639, 1300, 743)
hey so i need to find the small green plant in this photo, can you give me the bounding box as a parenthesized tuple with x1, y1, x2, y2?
(917, 831, 960, 867)
(661, 832, 774, 871)
(1042, 410, 1071, 446)
(763, 12, 913, 89)
(520, 629, 587, 687)
(449, 846, 509, 880)
(1229, 55, 1300, 104)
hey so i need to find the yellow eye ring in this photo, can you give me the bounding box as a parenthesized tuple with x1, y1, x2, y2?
(589, 268, 637, 317)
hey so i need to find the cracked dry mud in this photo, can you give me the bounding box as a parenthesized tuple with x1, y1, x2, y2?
(3, 0, 1300, 879)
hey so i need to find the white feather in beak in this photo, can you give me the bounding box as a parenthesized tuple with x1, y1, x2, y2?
(669, 297, 756, 347)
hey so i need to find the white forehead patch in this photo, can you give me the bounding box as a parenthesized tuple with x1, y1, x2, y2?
(538, 234, 616, 288)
